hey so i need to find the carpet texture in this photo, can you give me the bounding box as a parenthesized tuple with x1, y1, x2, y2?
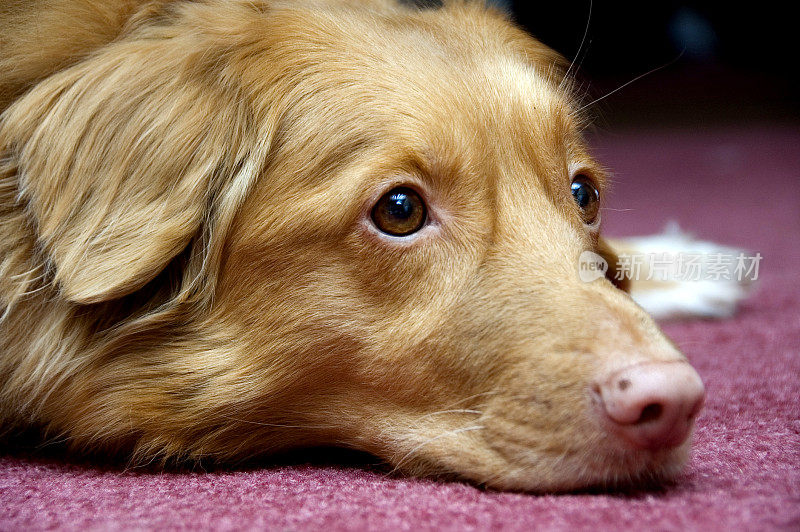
(1, 126, 799, 531)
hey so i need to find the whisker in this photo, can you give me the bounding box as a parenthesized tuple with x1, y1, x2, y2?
(560, 0, 593, 90)
(413, 409, 482, 421)
(229, 418, 331, 430)
(439, 390, 500, 409)
(391, 425, 485, 474)
(576, 50, 686, 114)
(375, 406, 484, 440)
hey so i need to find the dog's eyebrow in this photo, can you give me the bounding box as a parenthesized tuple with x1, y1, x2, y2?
(574, 162, 609, 191)
(400, 0, 444, 8)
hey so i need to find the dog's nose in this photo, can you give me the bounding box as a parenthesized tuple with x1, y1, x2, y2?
(594, 361, 705, 450)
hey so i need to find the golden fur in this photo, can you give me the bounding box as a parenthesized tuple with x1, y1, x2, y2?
(1, 0, 695, 491)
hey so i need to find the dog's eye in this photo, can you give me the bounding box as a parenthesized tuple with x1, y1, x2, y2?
(571, 175, 600, 224)
(371, 187, 427, 236)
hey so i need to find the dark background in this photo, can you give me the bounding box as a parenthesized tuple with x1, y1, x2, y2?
(506, 1, 799, 127)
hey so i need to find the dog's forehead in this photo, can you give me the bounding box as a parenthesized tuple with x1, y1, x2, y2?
(365, 14, 583, 164)
(343, 22, 577, 153)
(362, 10, 573, 120)
(371, 52, 587, 192)
(253, 5, 594, 199)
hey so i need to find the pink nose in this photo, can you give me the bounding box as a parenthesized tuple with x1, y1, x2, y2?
(594, 361, 705, 450)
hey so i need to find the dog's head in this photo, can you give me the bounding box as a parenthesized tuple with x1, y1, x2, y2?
(0, 0, 703, 491)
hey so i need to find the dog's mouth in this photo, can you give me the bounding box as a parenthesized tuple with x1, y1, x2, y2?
(481, 417, 693, 492)
(484, 435, 692, 492)
(369, 407, 694, 493)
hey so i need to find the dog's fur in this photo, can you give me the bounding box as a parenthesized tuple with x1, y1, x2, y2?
(0, 0, 727, 491)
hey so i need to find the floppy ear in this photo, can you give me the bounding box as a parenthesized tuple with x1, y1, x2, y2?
(0, 32, 258, 305)
(596, 238, 631, 292)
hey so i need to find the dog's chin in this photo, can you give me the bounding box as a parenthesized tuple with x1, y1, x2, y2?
(493, 445, 692, 493)
(390, 438, 692, 493)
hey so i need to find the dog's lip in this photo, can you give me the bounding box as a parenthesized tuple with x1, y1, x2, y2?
(479, 390, 682, 462)
(473, 412, 688, 491)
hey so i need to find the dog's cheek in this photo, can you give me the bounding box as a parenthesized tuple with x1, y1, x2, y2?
(596, 238, 631, 292)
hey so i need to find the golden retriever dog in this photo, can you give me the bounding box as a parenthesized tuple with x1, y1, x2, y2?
(0, 0, 722, 491)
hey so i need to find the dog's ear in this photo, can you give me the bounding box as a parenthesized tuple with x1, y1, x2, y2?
(596, 238, 631, 292)
(0, 33, 262, 305)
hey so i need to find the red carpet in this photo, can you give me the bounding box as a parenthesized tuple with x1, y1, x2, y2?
(2, 126, 799, 530)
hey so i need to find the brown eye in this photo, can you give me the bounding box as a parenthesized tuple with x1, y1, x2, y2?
(371, 187, 427, 236)
(571, 175, 600, 224)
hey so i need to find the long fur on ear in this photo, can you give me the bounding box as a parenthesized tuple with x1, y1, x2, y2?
(0, 10, 269, 305)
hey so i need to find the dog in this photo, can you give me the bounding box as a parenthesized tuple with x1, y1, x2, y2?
(0, 0, 749, 491)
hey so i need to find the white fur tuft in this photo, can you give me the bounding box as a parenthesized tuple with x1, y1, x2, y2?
(624, 224, 758, 320)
